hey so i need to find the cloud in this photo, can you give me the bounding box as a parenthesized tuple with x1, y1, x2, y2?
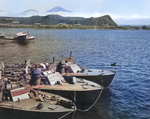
(0, 6, 150, 25)
(0, 11, 13, 17)
(1, 9, 150, 21)
(99, 12, 150, 20)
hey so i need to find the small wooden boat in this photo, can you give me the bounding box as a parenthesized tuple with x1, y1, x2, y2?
(0, 32, 35, 42)
(57, 52, 116, 88)
(32, 71, 103, 112)
(13, 32, 35, 42)
(0, 86, 76, 119)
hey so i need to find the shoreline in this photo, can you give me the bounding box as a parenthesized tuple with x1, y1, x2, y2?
(0, 24, 149, 30)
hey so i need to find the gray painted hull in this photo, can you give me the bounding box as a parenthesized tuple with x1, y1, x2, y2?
(75, 73, 115, 87)
(39, 88, 103, 112)
(65, 69, 116, 87)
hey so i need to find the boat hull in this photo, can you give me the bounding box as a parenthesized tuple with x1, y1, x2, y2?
(75, 73, 115, 88)
(38, 88, 102, 112)
(64, 69, 116, 87)
(33, 72, 103, 112)
(0, 86, 76, 119)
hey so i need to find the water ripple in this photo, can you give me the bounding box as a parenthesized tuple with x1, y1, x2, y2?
(0, 28, 150, 119)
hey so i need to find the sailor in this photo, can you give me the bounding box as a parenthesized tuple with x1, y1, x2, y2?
(30, 64, 41, 85)
(44, 58, 49, 69)
(0, 74, 7, 102)
(57, 55, 66, 74)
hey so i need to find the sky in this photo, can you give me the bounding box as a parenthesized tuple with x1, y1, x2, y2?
(0, 0, 150, 25)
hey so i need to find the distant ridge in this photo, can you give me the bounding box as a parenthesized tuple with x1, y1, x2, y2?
(13, 9, 39, 17)
(21, 9, 39, 17)
(0, 14, 118, 26)
(22, 9, 38, 14)
(46, 6, 72, 12)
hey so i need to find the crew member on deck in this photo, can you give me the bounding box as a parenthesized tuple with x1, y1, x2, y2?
(0, 74, 7, 102)
(30, 64, 41, 85)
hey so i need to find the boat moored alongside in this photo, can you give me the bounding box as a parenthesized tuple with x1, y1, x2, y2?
(63, 69, 116, 88)
(57, 52, 116, 88)
(32, 71, 103, 112)
(0, 86, 76, 119)
(0, 60, 104, 113)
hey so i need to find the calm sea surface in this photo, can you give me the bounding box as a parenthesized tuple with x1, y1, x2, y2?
(0, 28, 150, 119)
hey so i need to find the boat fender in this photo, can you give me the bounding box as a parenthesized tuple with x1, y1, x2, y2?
(36, 103, 44, 109)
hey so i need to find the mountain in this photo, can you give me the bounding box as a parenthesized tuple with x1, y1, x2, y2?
(17, 9, 39, 17)
(0, 14, 117, 26)
(46, 6, 72, 12)
(0, 9, 39, 17)
(22, 9, 38, 14)
(79, 15, 117, 26)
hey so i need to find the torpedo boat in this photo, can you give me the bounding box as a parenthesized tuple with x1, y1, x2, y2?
(0, 85, 76, 119)
(32, 70, 103, 112)
(57, 52, 116, 88)
(1, 61, 103, 112)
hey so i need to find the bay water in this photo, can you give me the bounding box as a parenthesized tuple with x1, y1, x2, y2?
(0, 28, 150, 119)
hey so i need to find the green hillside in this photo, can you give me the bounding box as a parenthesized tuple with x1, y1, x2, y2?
(0, 15, 118, 26)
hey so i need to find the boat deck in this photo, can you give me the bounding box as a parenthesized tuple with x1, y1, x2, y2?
(62, 69, 115, 76)
(0, 98, 74, 112)
(32, 81, 103, 92)
(84, 69, 115, 75)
